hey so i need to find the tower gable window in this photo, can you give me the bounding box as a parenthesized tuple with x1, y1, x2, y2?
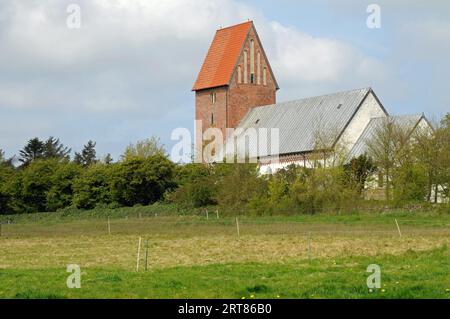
(243, 50, 248, 84)
(263, 67, 267, 86)
(250, 39, 255, 84)
(237, 66, 242, 84)
(257, 52, 261, 85)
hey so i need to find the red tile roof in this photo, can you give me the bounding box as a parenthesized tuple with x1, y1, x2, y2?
(192, 21, 253, 91)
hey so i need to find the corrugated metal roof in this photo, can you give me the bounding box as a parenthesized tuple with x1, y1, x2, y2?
(347, 114, 424, 159)
(235, 87, 372, 156)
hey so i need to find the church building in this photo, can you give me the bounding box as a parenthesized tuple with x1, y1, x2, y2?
(192, 21, 431, 172)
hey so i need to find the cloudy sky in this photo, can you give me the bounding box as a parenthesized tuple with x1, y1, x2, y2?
(1, 0, 449, 160)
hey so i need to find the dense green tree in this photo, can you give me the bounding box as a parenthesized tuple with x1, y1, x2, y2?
(17, 159, 60, 213)
(0, 164, 15, 214)
(74, 140, 97, 167)
(169, 163, 216, 207)
(111, 154, 176, 206)
(392, 163, 428, 203)
(215, 163, 265, 212)
(344, 154, 377, 195)
(43, 137, 71, 160)
(46, 162, 83, 211)
(72, 163, 114, 209)
(19, 138, 45, 165)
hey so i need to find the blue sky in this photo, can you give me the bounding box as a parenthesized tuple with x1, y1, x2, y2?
(0, 0, 449, 161)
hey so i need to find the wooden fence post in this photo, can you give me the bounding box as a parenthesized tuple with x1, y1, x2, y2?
(216, 210, 219, 219)
(395, 219, 402, 237)
(308, 232, 312, 260)
(236, 217, 240, 237)
(144, 239, 149, 271)
(136, 237, 142, 272)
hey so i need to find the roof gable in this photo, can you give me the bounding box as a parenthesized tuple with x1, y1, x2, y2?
(348, 113, 426, 159)
(192, 21, 252, 91)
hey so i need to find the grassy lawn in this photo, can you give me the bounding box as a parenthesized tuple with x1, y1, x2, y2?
(1, 209, 449, 298)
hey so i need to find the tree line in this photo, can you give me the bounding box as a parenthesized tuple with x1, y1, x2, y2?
(0, 114, 449, 215)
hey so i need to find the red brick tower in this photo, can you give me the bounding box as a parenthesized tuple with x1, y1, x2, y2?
(192, 21, 279, 142)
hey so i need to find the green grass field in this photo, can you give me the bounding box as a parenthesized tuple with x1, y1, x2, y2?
(1, 208, 450, 298)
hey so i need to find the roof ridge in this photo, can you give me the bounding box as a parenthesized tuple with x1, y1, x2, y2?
(249, 87, 372, 111)
(216, 20, 253, 32)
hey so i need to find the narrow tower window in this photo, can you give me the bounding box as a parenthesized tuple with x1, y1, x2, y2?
(211, 113, 214, 125)
(250, 39, 255, 83)
(263, 67, 267, 86)
(237, 66, 242, 84)
(243, 50, 248, 84)
(210, 92, 216, 104)
(257, 52, 261, 85)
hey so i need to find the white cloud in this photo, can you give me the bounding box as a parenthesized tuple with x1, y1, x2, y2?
(267, 21, 385, 84)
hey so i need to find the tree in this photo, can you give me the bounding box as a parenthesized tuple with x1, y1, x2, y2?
(122, 136, 165, 161)
(215, 163, 265, 213)
(344, 154, 376, 195)
(46, 162, 83, 211)
(102, 153, 113, 165)
(74, 140, 97, 167)
(17, 159, 60, 213)
(392, 162, 427, 203)
(0, 163, 15, 214)
(365, 118, 408, 202)
(72, 163, 114, 209)
(169, 163, 216, 207)
(43, 137, 71, 160)
(19, 138, 45, 165)
(433, 113, 450, 202)
(110, 154, 176, 206)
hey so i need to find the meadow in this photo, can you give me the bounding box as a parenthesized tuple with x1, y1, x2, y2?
(1, 207, 450, 299)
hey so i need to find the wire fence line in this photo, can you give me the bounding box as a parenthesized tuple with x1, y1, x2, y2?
(1, 213, 449, 239)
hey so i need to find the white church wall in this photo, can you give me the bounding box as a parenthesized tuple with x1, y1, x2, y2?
(339, 92, 387, 153)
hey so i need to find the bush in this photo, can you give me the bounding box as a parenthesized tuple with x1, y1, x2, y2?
(72, 163, 114, 209)
(110, 154, 176, 206)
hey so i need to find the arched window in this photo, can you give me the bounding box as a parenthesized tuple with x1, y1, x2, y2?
(250, 39, 255, 80)
(263, 67, 267, 86)
(257, 52, 261, 85)
(237, 65, 242, 84)
(243, 50, 248, 84)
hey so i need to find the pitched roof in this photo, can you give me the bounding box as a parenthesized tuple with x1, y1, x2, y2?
(347, 114, 425, 159)
(235, 87, 373, 156)
(192, 21, 253, 91)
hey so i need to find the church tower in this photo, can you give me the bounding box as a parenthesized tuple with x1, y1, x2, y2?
(192, 21, 279, 141)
